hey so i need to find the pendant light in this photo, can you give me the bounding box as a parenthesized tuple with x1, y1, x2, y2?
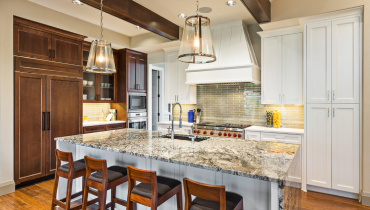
(86, 0, 116, 73)
(178, 0, 216, 64)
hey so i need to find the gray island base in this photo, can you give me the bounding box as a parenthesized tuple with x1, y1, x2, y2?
(55, 129, 301, 210)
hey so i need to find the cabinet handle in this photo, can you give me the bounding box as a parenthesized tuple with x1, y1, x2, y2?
(333, 90, 335, 100)
(328, 90, 330, 100)
(283, 94, 285, 104)
(279, 94, 281, 103)
(48, 50, 52, 59)
(47, 112, 50, 130)
(42, 112, 45, 130)
(333, 108, 335, 117)
(328, 108, 330, 118)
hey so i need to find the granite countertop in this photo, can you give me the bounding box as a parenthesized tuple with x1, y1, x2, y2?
(55, 129, 300, 183)
(246, 126, 304, 134)
(83, 121, 126, 127)
(157, 121, 193, 126)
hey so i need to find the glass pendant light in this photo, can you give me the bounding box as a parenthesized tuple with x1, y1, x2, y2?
(86, 0, 116, 73)
(178, 0, 216, 64)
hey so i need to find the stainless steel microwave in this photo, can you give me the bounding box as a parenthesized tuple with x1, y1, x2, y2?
(128, 92, 147, 112)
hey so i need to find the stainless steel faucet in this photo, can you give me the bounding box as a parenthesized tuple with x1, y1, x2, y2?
(171, 102, 182, 142)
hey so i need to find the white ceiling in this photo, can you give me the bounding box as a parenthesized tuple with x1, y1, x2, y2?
(29, 0, 256, 38)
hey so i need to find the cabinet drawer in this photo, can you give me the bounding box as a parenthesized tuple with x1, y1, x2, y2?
(245, 131, 261, 141)
(83, 125, 106, 134)
(261, 132, 301, 144)
(106, 123, 125, 130)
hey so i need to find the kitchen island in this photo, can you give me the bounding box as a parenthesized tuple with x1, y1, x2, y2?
(55, 129, 301, 210)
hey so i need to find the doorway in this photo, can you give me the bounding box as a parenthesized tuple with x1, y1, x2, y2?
(148, 64, 164, 131)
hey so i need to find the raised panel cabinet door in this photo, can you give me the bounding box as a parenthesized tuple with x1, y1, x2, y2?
(332, 16, 360, 104)
(14, 73, 46, 183)
(282, 33, 303, 104)
(177, 60, 191, 103)
(261, 36, 282, 104)
(306, 104, 332, 188)
(127, 55, 137, 92)
(46, 76, 82, 175)
(332, 104, 360, 193)
(14, 25, 52, 60)
(52, 35, 82, 66)
(306, 22, 332, 104)
(165, 51, 179, 104)
(136, 56, 147, 92)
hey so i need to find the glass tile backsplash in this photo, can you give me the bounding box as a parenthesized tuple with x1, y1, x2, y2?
(172, 84, 304, 129)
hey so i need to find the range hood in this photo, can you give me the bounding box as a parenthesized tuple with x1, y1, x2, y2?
(185, 21, 260, 85)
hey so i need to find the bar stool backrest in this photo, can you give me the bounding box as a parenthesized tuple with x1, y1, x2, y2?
(55, 149, 74, 175)
(127, 165, 158, 206)
(84, 156, 108, 185)
(183, 177, 227, 210)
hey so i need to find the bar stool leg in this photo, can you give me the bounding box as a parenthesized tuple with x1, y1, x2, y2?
(81, 179, 89, 210)
(111, 187, 116, 209)
(176, 188, 182, 210)
(99, 190, 107, 210)
(65, 175, 74, 210)
(50, 174, 60, 210)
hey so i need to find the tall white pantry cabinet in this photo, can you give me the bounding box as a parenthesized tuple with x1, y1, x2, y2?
(304, 8, 362, 194)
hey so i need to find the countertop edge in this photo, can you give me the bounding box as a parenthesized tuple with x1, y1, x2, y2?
(83, 121, 126, 127)
(245, 126, 304, 134)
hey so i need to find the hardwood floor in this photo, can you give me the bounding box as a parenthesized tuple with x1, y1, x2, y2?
(0, 179, 369, 209)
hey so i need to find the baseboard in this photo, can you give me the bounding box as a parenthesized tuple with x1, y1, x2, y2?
(307, 185, 359, 199)
(362, 192, 370, 206)
(0, 181, 15, 196)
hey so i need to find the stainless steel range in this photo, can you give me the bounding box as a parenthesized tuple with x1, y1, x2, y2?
(192, 122, 251, 139)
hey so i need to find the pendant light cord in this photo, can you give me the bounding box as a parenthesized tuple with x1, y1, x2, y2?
(100, 0, 103, 39)
(196, 0, 199, 16)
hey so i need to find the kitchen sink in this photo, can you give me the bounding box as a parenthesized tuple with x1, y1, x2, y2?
(161, 134, 209, 142)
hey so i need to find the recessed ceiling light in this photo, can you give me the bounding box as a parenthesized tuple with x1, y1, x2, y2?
(199, 7, 212, 13)
(225, 0, 236, 6)
(178, 14, 187, 18)
(72, 0, 83, 5)
(134, 26, 142, 29)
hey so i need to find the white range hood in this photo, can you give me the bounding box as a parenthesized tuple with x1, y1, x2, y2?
(185, 20, 260, 85)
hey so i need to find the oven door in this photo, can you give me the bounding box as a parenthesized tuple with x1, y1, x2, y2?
(128, 93, 146, 112)
(128, 117, 147, 130)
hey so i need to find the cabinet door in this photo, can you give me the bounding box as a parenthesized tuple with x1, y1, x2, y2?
(306, 104, 331, 188)
(332, 104, 359, 193)
(165, 51, 179, 104)
(261, 36, 282, 104)
(306, 22, 332, 103)
(52, 35, 82, 66)
(136, 56, 147, 92)
(177, 60, 191, 103)
(332, 17, 360, 104)
(128, 55, 137, 92)
(14, 73, 46, 183)
(46, 76, 82, 175)
(282, 33, 303, 104)
(14, 25, 52, 60)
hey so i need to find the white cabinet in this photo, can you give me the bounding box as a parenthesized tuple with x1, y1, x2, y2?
(306, 104, 332, 189)
(259, 27, 303, 105)
(245, 131, 261, 141)
(306, 16, 360, 104)
(331, 104, 359, 193)
(164, 47, 196, 104)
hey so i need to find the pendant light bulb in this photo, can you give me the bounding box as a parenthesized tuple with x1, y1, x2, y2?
(86, 0, 116, 73)
(178, 0, 216, 64)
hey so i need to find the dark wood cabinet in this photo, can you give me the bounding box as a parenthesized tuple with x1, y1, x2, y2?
(46, 76, 82, 175)
(136, 57, 147, 91)
(14, 17, 85, 66)
(83, 123, 125, 134)
(14, 72, 47, 183)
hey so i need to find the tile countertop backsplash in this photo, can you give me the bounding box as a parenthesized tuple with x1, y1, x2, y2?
(172, 84, 304, 129)
(83, 103, 111, 121)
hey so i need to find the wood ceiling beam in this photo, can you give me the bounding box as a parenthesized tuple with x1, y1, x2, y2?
(240, 0, 271, 23)
(80, 0, 180, 40)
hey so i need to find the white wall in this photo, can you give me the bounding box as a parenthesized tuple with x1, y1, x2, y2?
(0, 0, 130, 195)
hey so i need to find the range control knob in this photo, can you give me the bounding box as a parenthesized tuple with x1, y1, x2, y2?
(223, 133, 227, 136)
(233, 134, 237, 137)
(197, 130, 200, 134)
(238, 134, 242, 138)
(193, 130, 197, 134)
(228, 133, 232, 137)
(218, 132, 222, 136)
(210, 131, 214, 135)
(203, 131, 207, 134)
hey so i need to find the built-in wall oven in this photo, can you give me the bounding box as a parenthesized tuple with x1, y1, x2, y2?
(127, 112, 147, 130)
(128, 92, 146, 112)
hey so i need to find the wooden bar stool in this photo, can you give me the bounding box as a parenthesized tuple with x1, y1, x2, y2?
(81, 156, 128, 210)
(183, 178, 243, 210)
(51, 149, 99, 210)
(126, 165, 182, 210)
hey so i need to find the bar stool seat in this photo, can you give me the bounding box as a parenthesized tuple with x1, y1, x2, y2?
(58, 159, 86, 173)
(132, 176, 181, 198)
(88, 165, 127, 183)
(190, 192, 243, 210)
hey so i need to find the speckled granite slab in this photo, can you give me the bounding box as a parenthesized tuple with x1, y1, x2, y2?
(55, 129, 300, 184)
